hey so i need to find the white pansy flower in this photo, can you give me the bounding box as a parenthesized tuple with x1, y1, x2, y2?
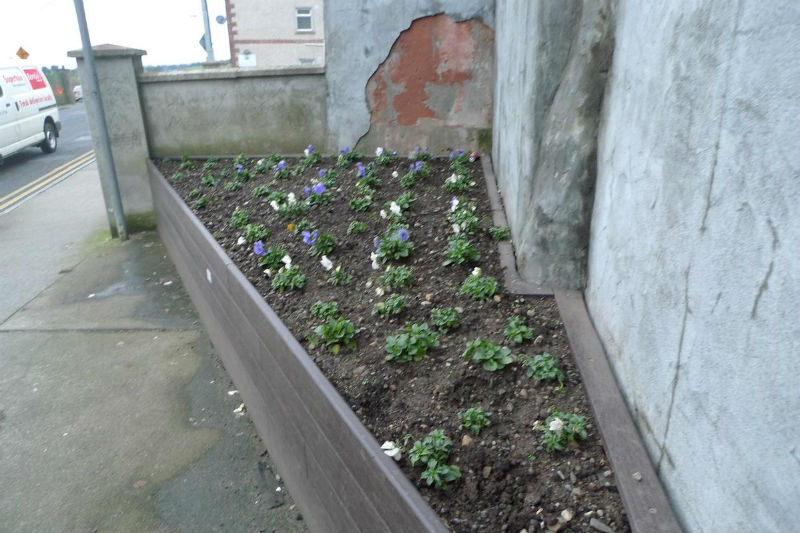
(375, 287, 385, 297)
(320, 255, 333, 271)
(450, 197, 459, 212)
(472, 267, 482, 277)
(375, 147, 384, 157)
(452, 223, 461, 234)
(549, 418, 564, 433)
(264, 269, 273, 277)
(256, 158, 265, 166)
(287, 192, 297, 204)
(379, 209, 387, 219)
(380, 441, 402, 461)
(270, 200, 279, 211)
(237, 236, 247, 246)
(303, 148, 310, 158)
(389, 201, 401, 216)
(370, 251, 380, 270)
(391, 170, 399, 178)
(446, 173, 457, 183)
(281, 255, 292, 268)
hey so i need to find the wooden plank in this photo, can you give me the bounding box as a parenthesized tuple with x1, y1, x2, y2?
(555, 289, 683, 533)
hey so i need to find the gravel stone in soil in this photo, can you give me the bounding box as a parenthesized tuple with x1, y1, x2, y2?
(156, 153, 630, 533)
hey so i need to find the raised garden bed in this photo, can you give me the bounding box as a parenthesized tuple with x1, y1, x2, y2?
(149, 150, 679, 533)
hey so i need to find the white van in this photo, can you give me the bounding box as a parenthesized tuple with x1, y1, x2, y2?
(0, 66, 61, 162)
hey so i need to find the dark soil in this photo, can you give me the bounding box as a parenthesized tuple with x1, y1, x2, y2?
(156, 153, 630, 533)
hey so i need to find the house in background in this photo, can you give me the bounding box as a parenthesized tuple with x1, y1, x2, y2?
(225, 0, 324, 68)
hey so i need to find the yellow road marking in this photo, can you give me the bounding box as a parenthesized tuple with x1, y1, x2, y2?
(0, 150, 95, 211)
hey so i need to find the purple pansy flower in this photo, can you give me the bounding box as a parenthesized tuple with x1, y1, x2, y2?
(236, 164, 244, 173)
(304, 186, 312, 196)
(356, 162, 365, 177)
(450, 196, 458, 209)
(373, 236, 380, 248)
(312, 182, 326, 195)
(318, 169, 327, 178)
(273, 160, 286, 172)
(253, 240, 266, 256)
(339, 146, 350, 154)
(302, 230, 319, 246)
(414, 146, 421, 153)
(398, 228, 410, 242)
(307, 144, 315, 154)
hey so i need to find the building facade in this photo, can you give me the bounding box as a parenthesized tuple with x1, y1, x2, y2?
(225, 0, 324, 68)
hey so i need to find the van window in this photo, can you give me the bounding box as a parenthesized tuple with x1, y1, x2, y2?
(0, 86, 3, 97)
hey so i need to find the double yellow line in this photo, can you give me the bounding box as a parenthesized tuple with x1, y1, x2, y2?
(0, 150, 95, 212)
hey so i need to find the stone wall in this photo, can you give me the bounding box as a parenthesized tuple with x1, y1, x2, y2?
(138, 67, 327, 156)
(325, 0, 494, 154)
(584, 2, 800, 531)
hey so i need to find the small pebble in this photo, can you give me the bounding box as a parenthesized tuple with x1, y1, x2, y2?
(482, 465, 492, 478)
(632, 471, 642, 481)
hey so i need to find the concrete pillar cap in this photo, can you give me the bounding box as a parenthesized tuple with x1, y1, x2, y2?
(68, 44, 147, 59)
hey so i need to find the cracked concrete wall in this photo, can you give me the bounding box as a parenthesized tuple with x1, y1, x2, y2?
(585, 1, 800, 531)
(324, 0, 494, 152)
(492, 0, 614, 288)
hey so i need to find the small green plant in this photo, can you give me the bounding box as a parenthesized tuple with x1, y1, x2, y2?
(233, 153, 248, 167)
(265, 191, 288, 204)
(430, 307, 460, 333)
(193, 195, 210, 209)
(230, 207, 249, 229)
(400, 160, 431, 188)
(310, 316, 357, 355)
(336, 146, 363, 168)
(443, 235, 478, 266)
(224, 180, 242, 191)
(393, 191, 415, 210)
(376, 229, 413, 261)
(220, 168, 231, 178)
(458, 406, 491, 436)
(202, 157, 218, 171)
(244, 223, 270, 243)
(541, 411, 588, 452)
(310, 300, 339, 320)
(443, 172, 473, 193)
(504, 316, 534, 345)
(258, 245, 288, 270)
(328, 265, 351, 286)
(304, 182, 331, 206)
(372, 294, 405, 319)
(301, 144, 322, 167)
(409, 429, 460, 490)
(385, 323, 439, 363)
(525, 353, 564, 385)
(200, 172, 218, 187)
(309, 233, 335, 257)
(377, 265, 413, 290)
(410, 146, 432, 161)
(188, 188, 202, 199)
(375, 147, 395, 165)
(459, 269, 499, 301)
(449, 203, 481, 234)
(234, 165, 252, 181)
(347, 220, 368, 235)
(488, 226, 512, 241)
(319, 168, 339, 187)
(271, 265, 306, 291)
(180, 155, 195, 170)
(272, 160, 291, 180)
(349, 195, 372, 212)
(170, 171, 184, 181)
(251, 184, 271, 198)
(278, 199, 310, 218)
(462, 338, 513, 371)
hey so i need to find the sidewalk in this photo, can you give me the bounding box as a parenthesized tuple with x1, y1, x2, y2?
(0, 163, 307, 533)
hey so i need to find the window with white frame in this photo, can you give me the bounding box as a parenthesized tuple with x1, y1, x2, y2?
(296, 7, 313, 32)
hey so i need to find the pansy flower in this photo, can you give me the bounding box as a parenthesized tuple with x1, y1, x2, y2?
(253, 240, 266, 256)
(302, 230, 319, 245)
(397, 228, 410, 242)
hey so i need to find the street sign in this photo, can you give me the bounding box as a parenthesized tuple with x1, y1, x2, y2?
(199, 35, 212, 52)
(16, 47, 29, 59)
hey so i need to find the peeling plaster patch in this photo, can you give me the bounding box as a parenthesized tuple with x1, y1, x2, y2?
(367, 15, 493, 129)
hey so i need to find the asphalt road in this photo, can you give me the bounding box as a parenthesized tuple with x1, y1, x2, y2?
(0, 103, 94, 211)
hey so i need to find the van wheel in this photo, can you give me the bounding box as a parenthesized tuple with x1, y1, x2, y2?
(40, 122, 57, 153)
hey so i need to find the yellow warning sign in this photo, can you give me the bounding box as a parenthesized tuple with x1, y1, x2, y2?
(16, 47, 29, 60)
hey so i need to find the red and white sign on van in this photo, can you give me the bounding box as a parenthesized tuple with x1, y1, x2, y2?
(23, 68, 46, 90)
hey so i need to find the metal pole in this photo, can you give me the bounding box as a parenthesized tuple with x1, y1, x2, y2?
(72, 0, 127, 240)
(200, 0, 215, 62)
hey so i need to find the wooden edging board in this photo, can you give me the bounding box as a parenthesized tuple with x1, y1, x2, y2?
(148, 160, 447, 533)
(479, 154, 682, 532)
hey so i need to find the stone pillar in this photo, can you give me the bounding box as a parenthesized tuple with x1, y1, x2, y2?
(67, 44, 153, 235)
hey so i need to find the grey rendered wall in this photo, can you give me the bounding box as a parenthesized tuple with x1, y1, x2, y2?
(324, 0, 494, 150)
(138, 68, 327, 156)
(491, 0, 614, 289)
(586, 2, 800, 531)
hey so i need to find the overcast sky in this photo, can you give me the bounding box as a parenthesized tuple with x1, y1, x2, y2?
(0, 0, 231, 68)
